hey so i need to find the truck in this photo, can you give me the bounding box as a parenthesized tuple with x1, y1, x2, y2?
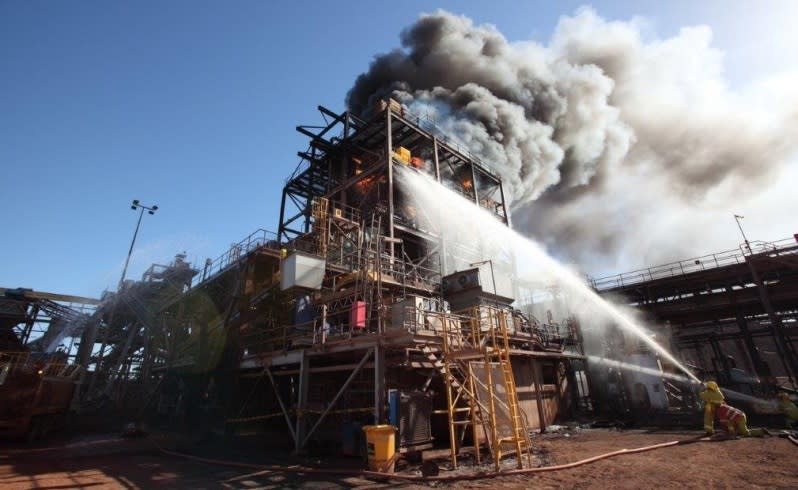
(0, 351, 81, 440)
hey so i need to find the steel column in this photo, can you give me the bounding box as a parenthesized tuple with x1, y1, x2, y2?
(301, 348, 374, 448)
(265, 367, 298, 446)
(374, 343, 386, 424)
(386, 107, 395, 261)
(746, 259, 798, 382)
(295, 351, 309, 451)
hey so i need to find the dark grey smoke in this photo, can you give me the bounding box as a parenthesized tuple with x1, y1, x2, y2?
(346, 9, 798, 269)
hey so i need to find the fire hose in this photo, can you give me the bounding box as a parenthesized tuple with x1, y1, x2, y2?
(156, 435, 712, 483)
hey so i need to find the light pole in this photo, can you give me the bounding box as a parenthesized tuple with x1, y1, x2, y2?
(87, 199, 158, 397)
(734, 214, 751, 254)
(119, 199, 158, 290)
(470, 259, 497, 296)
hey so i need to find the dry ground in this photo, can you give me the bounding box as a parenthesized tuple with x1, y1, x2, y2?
(1, 429, 796, 489)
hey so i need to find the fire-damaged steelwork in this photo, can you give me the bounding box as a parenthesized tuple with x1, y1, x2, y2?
(228, 100, 587, 469)
(592, 236, 798, 418)
(2, 101, 590, 468)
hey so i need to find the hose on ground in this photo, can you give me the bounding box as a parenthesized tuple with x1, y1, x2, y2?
(157, 435, 710, 483)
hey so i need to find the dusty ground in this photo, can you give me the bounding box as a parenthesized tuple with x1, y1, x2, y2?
(1, 429, 796, 489)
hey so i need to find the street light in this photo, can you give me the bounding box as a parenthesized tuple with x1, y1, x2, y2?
(470, 259, 497, 296)
(734, 214, 752, 254)
(89, 199, 159, 395)
(119, 199, 158, 290)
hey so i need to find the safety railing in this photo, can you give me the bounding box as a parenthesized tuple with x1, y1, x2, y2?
(193, 229, 280, 288)
(0, 351, 81, 380)
(395, 306, 468, 336)
(591, 236, 798, 291)
(240, 319, 319, 354)
(744, 238, 798, 255)
(376, 249, 440, 288)
(324, 199, 362, 227)
(0, 351, 31, 374)
(395, 104, 500, 180)
(240, 316, 369, 352)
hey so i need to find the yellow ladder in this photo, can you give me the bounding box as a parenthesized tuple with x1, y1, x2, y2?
(495, 309, 533, 468)
(475, 306, 532, 470)
(436, 306, 534, 471)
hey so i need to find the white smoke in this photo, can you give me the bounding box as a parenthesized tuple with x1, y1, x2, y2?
(347, 8, 798, 272)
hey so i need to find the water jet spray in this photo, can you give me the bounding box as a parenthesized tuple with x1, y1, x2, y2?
(397, 166, 701, 384)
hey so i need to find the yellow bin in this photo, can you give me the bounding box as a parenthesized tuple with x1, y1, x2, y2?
(362, 425, 397, 472)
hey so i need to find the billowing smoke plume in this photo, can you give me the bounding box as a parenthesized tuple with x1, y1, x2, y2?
(347, 9, 798, 271)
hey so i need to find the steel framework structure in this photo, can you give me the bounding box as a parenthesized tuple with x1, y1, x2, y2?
(3, 100, 590, 468)
(594, 236, 798, 390)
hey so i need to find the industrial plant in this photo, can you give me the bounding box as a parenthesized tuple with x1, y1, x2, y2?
(2, 99, 797, 479)
(593, 238, 798, 417)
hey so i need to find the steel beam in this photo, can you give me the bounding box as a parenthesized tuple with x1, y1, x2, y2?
(300, 347, 374, 448)
(374, 343, 385, 424)
(386, 107, 395, 261)
(295, 351, 310, 451)
(265, 367, 298, 446)
(746, 258, 798, 382)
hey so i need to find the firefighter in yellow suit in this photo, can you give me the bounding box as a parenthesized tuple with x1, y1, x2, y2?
(778, 392, 798, 429)
(699, 381, 766, 437)
(714, 402, 767, 436)
(700, 381, 725, 435)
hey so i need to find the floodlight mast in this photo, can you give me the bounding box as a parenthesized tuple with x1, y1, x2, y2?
(119, 200, 159, 290)
(734, 214, 752, 254)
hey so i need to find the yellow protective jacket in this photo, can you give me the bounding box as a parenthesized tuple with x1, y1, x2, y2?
(700, 388, 725, 433)
(700, 389, 725, 405)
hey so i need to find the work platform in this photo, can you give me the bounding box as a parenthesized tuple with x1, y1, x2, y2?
(594, 236, 798, 389)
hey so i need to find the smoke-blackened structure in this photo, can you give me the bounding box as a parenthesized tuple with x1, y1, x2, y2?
(347, 9, 798, 269)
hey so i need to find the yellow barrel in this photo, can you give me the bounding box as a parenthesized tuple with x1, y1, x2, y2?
(362, 425, 397, 472)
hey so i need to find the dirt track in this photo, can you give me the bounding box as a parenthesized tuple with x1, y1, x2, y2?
(452, 430, 797, 489)
(1, 429, 796, 489)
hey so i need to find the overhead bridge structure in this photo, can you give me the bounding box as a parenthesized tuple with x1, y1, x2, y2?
(594, 236, 798, 390)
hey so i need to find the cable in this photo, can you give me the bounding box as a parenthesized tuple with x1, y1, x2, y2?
(157, 435, 712, 483)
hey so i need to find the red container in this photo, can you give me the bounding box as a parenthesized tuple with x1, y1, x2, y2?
(350, 301, 367, 329)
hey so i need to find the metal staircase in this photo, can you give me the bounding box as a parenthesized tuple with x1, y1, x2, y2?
(427, 306, 533, 470)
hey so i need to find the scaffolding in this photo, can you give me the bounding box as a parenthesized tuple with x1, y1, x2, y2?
(0, 99, 588, 465)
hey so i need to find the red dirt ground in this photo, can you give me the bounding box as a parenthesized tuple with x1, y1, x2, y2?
(1, 429, 796, 489)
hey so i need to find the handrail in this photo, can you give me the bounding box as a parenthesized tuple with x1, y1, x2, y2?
(192, 228, 281, 288)
(0, 351, 30, 373)
(0, 351, 80, 379)
(395, 104, 500, 180)
(591, 236, 798, 291)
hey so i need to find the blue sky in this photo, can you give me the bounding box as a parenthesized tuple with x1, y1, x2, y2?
(2, 1, 796, 298)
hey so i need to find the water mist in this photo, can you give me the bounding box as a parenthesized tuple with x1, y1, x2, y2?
(396, 166, 701, 383)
